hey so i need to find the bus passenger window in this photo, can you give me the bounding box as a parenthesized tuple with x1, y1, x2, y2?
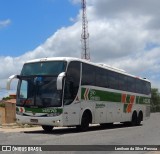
(64, 61, 80, 105)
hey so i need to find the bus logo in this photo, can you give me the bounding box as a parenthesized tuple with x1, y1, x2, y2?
(84, 88, 90, 100)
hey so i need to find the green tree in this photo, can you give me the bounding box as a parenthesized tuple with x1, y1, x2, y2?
(151, 88, 160, 112)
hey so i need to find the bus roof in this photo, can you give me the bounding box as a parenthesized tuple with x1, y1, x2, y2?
(25, 57, 150, 83)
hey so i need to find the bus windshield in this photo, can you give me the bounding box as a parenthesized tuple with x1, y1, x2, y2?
(21, 61, 66, 76)
(17, 61, 67, 107)
(17, 76, 62, 107)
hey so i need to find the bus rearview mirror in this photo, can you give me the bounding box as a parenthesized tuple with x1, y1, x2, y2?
(57, 72, 65, 90)
(6, 75, 18, 90)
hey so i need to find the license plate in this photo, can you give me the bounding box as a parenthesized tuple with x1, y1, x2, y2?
(30, 119, 38, 123)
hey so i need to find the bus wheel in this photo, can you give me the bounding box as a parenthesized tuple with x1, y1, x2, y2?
(137, 111, 143, 126)
(131, 111, 138, 126)
(42, 125, 54, 132)
(76, 112, 90, 131)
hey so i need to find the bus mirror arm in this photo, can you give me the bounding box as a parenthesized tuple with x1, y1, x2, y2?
(6, 75, 18, 90)
(57, 72, 66, 90)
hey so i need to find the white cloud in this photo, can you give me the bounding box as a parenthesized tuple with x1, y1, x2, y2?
(0, 19, 11, 28)
(0, 0, 160, 91)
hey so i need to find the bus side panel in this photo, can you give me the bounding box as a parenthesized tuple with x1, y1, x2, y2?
(62, 102, 81, 126)
(62, 88, 82, 126)
(94, 101, 106, 124)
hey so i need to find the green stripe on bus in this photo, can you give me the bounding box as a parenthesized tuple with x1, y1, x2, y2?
(81, 88, 150, 105)
(81, 88, 121, 102)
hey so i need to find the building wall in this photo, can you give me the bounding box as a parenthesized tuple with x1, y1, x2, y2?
(0, 107, 6, 124)
(5, 101, 16, 123)
(0, 99, 16, 124)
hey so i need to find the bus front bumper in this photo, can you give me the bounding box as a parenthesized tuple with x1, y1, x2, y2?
(16, 114, 63, 127)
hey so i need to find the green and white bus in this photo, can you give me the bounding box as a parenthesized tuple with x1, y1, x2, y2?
(7, 57, 151, 132)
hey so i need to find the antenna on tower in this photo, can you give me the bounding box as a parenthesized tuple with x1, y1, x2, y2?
(81, 0, 90, 61)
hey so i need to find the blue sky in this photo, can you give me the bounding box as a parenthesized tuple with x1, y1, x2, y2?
(0, 0, 79, 56)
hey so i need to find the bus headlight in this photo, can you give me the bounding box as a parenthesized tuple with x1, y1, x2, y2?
(47, 113, 61, 117)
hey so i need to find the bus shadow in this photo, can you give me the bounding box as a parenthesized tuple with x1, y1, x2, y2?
(23, 123, 142, 135)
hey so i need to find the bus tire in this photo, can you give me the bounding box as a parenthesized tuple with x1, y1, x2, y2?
(131, 111, 138, 126)
(42, 125, 54, 132)
(137, 111, 143, 126)
(76, 111, 91, 132)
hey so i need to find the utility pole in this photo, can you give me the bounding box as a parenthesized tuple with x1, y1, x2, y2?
(81, 0, 90, 60)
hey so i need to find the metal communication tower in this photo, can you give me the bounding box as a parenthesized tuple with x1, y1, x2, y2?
(81, 0, 90, 60)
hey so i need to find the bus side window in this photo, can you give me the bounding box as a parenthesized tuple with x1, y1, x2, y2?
(108, 71, 119, 89)
(136, 79, 142, 94)
(96, 67, 108, 88)
(142, 81, 151, 95)
(127, 76, 136, 92)
(119, 74, 127, 91)
(64, 61, 80, 105)
(82, 63, 96, 86)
